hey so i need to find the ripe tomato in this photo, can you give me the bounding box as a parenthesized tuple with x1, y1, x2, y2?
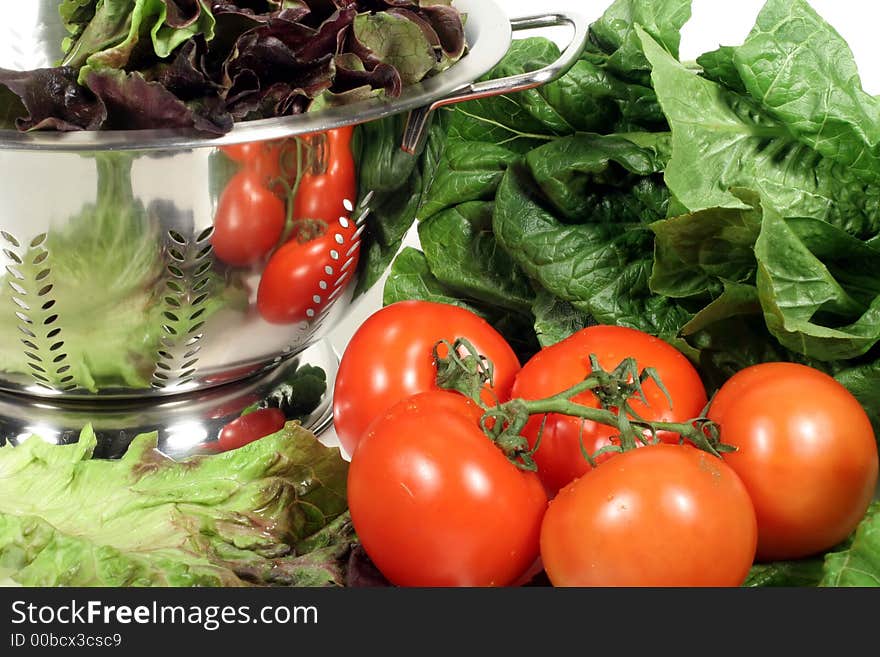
(347, 390, 548, 587)
(540, 444, 757, 587)
(256, 217, 359, 324)
(256, 127, 359, 324)
(208, 408, 286, 452)
(333, 301, 521, 458)
(211, 171, 285, 267)
(293, 127, 357, 224)
(511, 325, 707, 497)
(707, 362, 879, 561)
(221, 139, 291, 194)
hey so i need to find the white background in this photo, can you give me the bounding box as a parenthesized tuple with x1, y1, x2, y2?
(322, 0, 880, 447)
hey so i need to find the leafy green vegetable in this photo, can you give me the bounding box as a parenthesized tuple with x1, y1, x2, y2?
(383, 247, 539, 358)
(744, 558, 825, 587)
(494, 144, 688, 341)
(821, 503, 880, 586)
(0, 153, 243, 391)
(419, 201, 533, 315)
(1, 1, 467, 133)
(733, 0, 880, 181)
(0, 423, 353, 586)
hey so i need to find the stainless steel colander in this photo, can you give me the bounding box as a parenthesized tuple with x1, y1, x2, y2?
(0, 0, 588, 400)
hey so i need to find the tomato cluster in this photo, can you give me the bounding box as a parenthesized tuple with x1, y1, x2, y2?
(213, 127, 360, 325)
(335, 300, 879, 587)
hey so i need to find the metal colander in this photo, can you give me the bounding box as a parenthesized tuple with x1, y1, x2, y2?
(0, 0, 587, 401)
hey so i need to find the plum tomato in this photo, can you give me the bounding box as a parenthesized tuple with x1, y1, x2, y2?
(211, 171, 285, 267)
(707, 362, 879, 561)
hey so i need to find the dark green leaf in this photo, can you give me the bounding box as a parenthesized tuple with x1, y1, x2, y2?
(418, 201, 534, 314)
(493, 162, 689, 341)
(756, 210, 880, 361)
(532, 285, 593, 348)
(743, 558, 824, 587)
(650, 192, 763, 299)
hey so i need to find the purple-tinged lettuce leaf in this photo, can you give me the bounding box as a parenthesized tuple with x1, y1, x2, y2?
(86, 67, 230, 133)
(0, 66, 106, 131)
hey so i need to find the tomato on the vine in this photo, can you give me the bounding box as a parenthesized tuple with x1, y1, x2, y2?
(211, 171, 285, 267)
(511, 325, 707, 496)
(347, 390, 547, 587)
(707, 362, 879, 561)
(540, 443, 757, 587)
(332, 301, 521, 458)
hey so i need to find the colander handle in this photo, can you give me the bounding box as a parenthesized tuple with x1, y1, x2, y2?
(400, 11, 591, 154)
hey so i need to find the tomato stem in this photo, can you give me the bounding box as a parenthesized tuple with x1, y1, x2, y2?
(433, 339, 735, 470)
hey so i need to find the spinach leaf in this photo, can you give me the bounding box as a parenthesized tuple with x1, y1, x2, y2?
(525, 132, 671, 222)
(744, 558, 825, 587)
(586, 0, 692, 82)
(494, 159, 690, 341)
(650, 192, 763, 299)
(695, 46, 746, 93)
(821, 503, 880, 587)
(532, 285, 593, 348)
(352, 113, 427, 296)
(835, 361, 880, 437)
(418, 201, 534, 315)
(383, 247, 538, 359)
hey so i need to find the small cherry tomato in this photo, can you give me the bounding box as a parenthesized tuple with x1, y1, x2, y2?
(212, 171, 285, 267)
(512, 325, 707, 497)
(347, 390, 548, 587)
(209, 407, 287, 452)
(708, 362, 879, 561)
(540, 444, 757, 587)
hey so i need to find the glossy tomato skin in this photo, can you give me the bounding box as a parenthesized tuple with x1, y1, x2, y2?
(256, 218, 359, 324)
(210, 408, 287, 452)
(707, 363, 879, 561)
(333, 301, 521, 458)
(256, 127, 359, 324)
(347, 391, 548, 587)
(512, 325, 707, 497)
(540, 444, 757, 587)
(212, 171, 285, 267)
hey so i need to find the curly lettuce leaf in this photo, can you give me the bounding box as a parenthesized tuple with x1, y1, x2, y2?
(0, 423, 352, 587)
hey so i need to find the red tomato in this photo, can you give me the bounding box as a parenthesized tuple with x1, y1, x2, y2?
(211, 171, 285, 267)
(347, 390, 548, 587)
(221, 140, 290, 194)
(256, 127, 360, 324)
(256, 217, 359, 324)
(540, 444, 757, 587)
(208, 408, 287, 452)
(293, 127, 357, 224)
(707, 362, 879, 561)
(332, 301, 521, 458)
(511, 325, 707, 497)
